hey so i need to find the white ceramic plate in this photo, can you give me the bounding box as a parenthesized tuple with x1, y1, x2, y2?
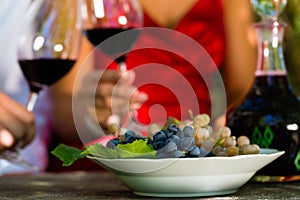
(88, 149, 284, 197)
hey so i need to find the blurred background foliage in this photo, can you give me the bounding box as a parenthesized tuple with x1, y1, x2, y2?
(284, 0, 300, 96)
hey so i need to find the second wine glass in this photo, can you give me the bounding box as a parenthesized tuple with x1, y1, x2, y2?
(80, 0, 144, 130)
(80, 0, 143, 70)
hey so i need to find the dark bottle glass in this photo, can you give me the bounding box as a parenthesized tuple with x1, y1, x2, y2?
(226, 19, 300, 182)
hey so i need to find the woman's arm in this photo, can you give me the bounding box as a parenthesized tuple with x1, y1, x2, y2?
(221, 0, 257, 109)
(47, 36, 94, 143)
(48, 37, 147, 144)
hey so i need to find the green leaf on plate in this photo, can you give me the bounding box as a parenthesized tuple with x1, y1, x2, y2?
(51, 143, 86, 166)
(51, 139, 157, 167)
(85, 139, 156, 159)
(117, 139, 155, 154)
(83, 143, 119, 159)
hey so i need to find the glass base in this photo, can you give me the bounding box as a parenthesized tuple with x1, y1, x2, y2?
(251, 175, 300, 182)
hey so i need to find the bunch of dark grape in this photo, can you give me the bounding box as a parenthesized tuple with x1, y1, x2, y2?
(148, 124, 213, 158)
(106, 130, 145, 149)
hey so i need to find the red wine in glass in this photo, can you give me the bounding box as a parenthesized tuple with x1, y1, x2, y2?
(80, 0, 143, 65)
(18, 58, 76, 93)
(84, 27, 140, 62)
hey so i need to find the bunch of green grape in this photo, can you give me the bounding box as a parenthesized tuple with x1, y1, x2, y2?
(185, 114, 260, 156)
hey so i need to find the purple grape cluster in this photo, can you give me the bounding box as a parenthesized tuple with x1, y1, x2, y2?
(106, 130, 145, 149)
(149, 124, 214, 158)
(106, 123, 215, 158)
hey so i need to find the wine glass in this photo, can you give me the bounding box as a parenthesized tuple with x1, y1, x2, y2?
(18, 0, 81, 111)
(79, 0, 144, 130)
(0, 0, 81, 170)
(80, 0, 142, 69)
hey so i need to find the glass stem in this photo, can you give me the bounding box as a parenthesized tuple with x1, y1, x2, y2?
(118, 61, 127, 72)
(116, 59, 147, 133)
(116, 55, 127, 72)
(26, 92, 39, 112)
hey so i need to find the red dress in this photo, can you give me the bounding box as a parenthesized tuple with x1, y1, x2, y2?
(126, 0, 225, 125)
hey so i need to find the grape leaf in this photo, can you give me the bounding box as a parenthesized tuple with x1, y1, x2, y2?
(51, 139, 157, 167)
(51, 143, 86, 166)
(85, 139, 156, 159)
(83, 143, 119, 159)
(117, 139, 154, 152)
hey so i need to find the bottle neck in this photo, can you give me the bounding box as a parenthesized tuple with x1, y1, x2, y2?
(254, 21, 287, 77)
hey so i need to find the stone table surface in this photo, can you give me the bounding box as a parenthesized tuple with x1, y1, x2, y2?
(0, 171, 299, 200)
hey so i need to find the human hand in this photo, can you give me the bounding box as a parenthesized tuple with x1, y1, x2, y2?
(0, 93, 35, 153)
(80, 69, 148, 129)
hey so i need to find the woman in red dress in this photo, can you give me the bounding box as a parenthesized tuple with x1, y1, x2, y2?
(121, 0, 256, 125)
(126, 0, 228, 124)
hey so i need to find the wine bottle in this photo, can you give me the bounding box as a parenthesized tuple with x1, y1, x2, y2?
(227, 0, 300, 182)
